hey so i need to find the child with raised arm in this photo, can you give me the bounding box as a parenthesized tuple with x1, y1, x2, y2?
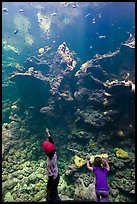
(42, 128, 61, 202)
(86, 155, 110, 202)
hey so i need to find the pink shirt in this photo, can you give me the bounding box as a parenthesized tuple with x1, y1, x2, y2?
(46, 152, 58, 179)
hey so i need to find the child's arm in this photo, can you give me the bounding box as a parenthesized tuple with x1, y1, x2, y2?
(86, 155, 93, 171)
(102, 158, 110, 171)
(45, 128, 54, 144)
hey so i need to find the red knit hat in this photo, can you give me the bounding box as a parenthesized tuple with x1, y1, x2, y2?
(42, 141, 56, 155)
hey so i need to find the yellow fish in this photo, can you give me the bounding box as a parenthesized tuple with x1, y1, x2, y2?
(89, 143, 96, 147)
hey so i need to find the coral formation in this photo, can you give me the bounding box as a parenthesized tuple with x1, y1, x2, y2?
(2, 36, 135, 202)
(114, 148, 129, 158)
(73, 156, 85, 167)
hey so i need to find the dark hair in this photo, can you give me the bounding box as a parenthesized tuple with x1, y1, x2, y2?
(93, 156, 104, 170)
(47, 151, 55, 159)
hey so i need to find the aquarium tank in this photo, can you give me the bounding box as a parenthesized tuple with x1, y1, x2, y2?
(2, 2, 135, 202)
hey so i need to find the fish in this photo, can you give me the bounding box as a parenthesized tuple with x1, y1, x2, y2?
(14, 29, 19, 35)
(51, 12, 57, 16)
(98, 13, 101, 18)
(40, 106, 53, 113)
(99, 35, 106, 39)
(85, 13, 91, 18)
(89, 143, 96, 147)
(71, 3, 78, 8)
(28, 106, 35, 109)
(19, 9, 24, 13)
(104, 92, 111, 97)
(2, 8, 8, 13)
(92, 18, 96, 24)
(8, 57, 15, 61)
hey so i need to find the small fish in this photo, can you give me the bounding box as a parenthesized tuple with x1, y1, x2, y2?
(40, 106, 53, 113)
(14, 29, 19, 35)
(39, 18, 42, 22)
(92, 18, 96, 24)
(85, 13, 91, 18)
(89, 45, 93, 49)
(28, 106, 35, 109)
(51, 12, 57, 16)
(104, 92, 111, 97)
(98, 13, 101, 18)
(2, 8, 8, 13)
(19, 9, 24, 13)
(117, 26, 121, 30)
(99, 35, 106, 39)
(89, 143, 96, 147)
(8, 57, 15, 61)
(71, 3, 78, 8)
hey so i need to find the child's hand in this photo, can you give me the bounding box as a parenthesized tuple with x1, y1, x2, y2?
(86, 155, 90, 162)
(46, 128, 49, 133)
(102, 157, 107, 163)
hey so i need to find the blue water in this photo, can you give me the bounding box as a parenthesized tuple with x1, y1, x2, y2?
(2, 2, 135, 63)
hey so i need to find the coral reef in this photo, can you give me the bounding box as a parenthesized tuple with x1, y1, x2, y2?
(2, 37, 135, 202)
(73, 155, 85, 167)
(114, 148, 129, 158)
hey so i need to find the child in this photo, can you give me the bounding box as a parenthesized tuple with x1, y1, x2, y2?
(86, 155, 110, 202)
(42, 128, 61, 202)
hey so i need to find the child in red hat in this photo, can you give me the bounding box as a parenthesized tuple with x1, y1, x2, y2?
(42, 128, 61, 202)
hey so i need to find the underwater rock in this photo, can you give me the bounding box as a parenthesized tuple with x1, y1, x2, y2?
(8, 72, 50, 107)
(71, 129, 90, 140)
(74, 88, 91, 101)
(9, 71, 49, 84)
(59, 91, 74, 101)
(75, 62, 108, 82)
(65, 165, 77, 177)
(74, 178, 96, 201)
(87, 89, 111, 107)
(76, 74, 105, 90)
(2, 175, 8, 182)
(113, 159, 125, 169)
(75, 108, 118, 128)
(129, 189, 135, 195)
(3, 179, 18, 191)
(75, 60, 93, 76)
(33, 190, 45, 202)
(4, 192, 14, 202)
(92, 37, 135, 75)
(104, 79, 133, 93)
